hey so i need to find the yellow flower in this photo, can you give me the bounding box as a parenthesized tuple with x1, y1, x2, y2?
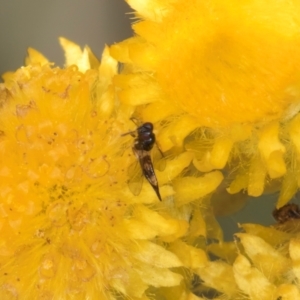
(3, 0, 300, 299)
(111, 0, 300, 209)
(108, 0, 300, 299)
(0, 38, 190, 299)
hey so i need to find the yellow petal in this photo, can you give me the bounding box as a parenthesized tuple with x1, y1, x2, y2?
(136, 264, 183, 287)
(157, 115, 200, 151)
(258, 121, 286, 179)
(207, 242, 237, 265)
(236, 233, 290, 281)
(277, 169, 299, 208)
(110, 269, 148, 297)
(174, 171, 224, 206)
(133, 205, 188, 240)
(25, 48, 49, 66)
(248, 154, 267, 197)
(210, 137, 233, 169)
(133, 241, 182, 268)
(188, 207, 207, 238)
(157, 151, 194, 185)
(240, 223, 292, 247)
(196, 261, 238, 297)
(123, 219, 158, 239)
(233, 255, 276, 300)
(59, 37, 91, 72)
(169, 240, 208, 269)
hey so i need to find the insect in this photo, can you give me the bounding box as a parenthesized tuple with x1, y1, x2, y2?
(273, 203, 300, 224)
(122, 120, 164, 201)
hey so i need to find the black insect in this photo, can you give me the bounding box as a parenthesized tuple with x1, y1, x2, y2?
(273, 203, 300, 224)
(122, 120, 163, 201)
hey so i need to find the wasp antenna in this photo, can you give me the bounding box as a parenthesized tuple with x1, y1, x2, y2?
(121, 130, 136, 137)
(130, 117, 139, 126)
(155, 142, 164, 158)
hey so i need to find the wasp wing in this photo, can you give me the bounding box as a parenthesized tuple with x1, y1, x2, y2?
(127, 151, 144, 196)
(152, 143, 166, 172)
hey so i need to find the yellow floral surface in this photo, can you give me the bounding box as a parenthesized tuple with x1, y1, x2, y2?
(1, 0, 300, 299)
